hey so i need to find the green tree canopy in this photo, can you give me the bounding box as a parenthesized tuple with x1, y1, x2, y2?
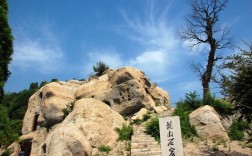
(220, 43, 252, 122)
(0, 0, 14, 99)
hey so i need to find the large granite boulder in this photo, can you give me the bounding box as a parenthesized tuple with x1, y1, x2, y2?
(34, 98, 125, 156)
(22, 80, 83, 134)
(17, 67, 171, 156)
(189, 105, 229, 141)
(76, 67, 171, 115)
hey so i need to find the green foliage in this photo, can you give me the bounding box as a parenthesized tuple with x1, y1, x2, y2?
(145, 117, 160, 142)
(62, 102, 75, 119)
(209, 98, 234, 115)
(1, 149, 10, 156)
(40, 81, 48, 88)
(184, 91, 202, 110)
(29, 82, 39, 90)
(173, 106, 197, 139)
(98, 145, 111, 153)
(115, 124, 133, 141)
(0, 0, 14, 99)
(92, 61, 109, 76)
(228, 120, 248, 141)
(172, 92, 199, 138)
(51, 78, 58, 82)
(2, 89, 37, 120)
(0, 105, 19, 146)
(220, 43, 252, 122)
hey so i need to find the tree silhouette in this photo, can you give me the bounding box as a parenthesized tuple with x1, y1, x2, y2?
(93, 61, 110, 76)
(177, 0, 233, 102)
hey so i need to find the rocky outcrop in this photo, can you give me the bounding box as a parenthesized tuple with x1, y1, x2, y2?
(22, 80, 83, 134)
(15, 67, 171, 156)
(76, 67, 171, 115)
(189, 105, 229, 141)
(22, 67, 171, 135)
(34, 98, 125, 155)
(131, 108, 148, 121)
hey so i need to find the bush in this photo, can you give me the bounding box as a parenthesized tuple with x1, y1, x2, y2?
(145, 117, 160, 142)
(228, 120, 248, 141)
(98, 145, 111, 153)
(204, 95, 234, 114)
(62, 102, 75, 119)
(173, 92, 234, 139)
(173, 107, 197, 139)
(115, 124, 133, 141)
(172, 92, 199, 138)
(92, 61, 109, 76)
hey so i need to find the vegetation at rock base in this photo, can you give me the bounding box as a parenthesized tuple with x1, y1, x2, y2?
(173, 92, 199, 139)
(92, 61, 110, 76)
(203, 93, 234, 115)
(145, 117, 160, 142)
(98, 145, 111, 153)
(228, 120, 249, 141)
(115, 124, 133, 141)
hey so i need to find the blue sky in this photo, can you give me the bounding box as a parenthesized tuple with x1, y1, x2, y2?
(5, 0, 252, 104)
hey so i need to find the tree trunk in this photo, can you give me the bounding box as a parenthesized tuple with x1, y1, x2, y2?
(202, 43, 217, 103)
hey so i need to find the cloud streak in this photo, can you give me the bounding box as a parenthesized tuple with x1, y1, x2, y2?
(10, 21, 65, 73)
(119, 1, 186, 83)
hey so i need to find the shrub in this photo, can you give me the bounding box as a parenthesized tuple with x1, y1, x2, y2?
(172, 92, 199, 139)
(115, 124, 133, 141)
(204, 95, 234, 114)
(93, 61, 109, 76)
(98, 145, 111, 153)
(173, 107, 197, 139)
(62, 102, 75, 119)
(228, 120, 248, 141)
(184, 91, 202, 110)
(145, 117, 160, 142)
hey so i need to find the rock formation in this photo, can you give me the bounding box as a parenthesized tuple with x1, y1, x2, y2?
(13, 67, 171, 156)
(189, 105, 230, 141)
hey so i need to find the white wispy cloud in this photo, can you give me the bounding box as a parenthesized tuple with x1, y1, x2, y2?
(10, 21, 64, 73)
(128, 51, 173, 82)
(83, 50, 124, 76)
(119, 1, 185, 83)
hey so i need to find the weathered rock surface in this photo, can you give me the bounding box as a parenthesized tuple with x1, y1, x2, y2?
(22, 81, 83, 134)
(154, 105, 168, 114)
(76, 67, 171, 115)
(131, 108, 148, 121)
(189, 105, 229, 141)
(35, 98, 125, 156)
(16, 67, 171, 156)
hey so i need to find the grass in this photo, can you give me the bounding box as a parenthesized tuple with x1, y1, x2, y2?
(115, 124, 133, 141)
(145, 117, 160, 142)
(98, 146, 111, 153)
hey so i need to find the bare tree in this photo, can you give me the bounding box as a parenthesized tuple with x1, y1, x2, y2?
(177, 0, 233, 102)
